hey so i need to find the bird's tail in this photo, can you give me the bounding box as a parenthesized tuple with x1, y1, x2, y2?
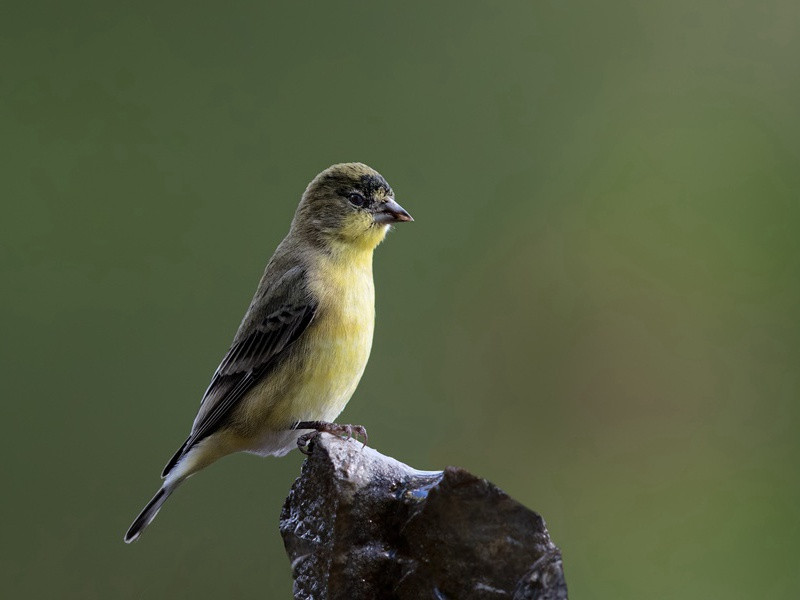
(124, 485, 175, 543)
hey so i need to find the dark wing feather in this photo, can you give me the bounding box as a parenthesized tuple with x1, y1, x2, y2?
(162, 269, 316, 478)
(191, 303, 315, 441)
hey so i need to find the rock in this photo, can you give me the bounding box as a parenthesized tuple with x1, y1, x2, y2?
(280, 434, 568, 600)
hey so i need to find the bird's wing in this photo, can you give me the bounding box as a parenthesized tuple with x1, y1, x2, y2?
(162, 266, 316, 477)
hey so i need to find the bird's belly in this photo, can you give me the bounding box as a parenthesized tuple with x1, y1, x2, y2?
(235, 311, 373, 456)
(288, 314, 373, 422)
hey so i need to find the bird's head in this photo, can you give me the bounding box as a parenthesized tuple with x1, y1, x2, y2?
(292, 163, 413, 252)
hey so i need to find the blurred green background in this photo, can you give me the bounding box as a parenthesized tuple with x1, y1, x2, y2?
(3, 1, 799, 598)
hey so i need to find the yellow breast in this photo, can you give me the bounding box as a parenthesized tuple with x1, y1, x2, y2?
(300, 249, 375, 420)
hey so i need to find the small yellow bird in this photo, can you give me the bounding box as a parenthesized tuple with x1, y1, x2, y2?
(124, 163, 412, 543)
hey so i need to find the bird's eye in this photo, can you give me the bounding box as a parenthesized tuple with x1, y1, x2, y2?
(347, 192, 369, 208)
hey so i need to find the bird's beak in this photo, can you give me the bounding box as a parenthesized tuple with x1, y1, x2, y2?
(373, 199, 413, 224)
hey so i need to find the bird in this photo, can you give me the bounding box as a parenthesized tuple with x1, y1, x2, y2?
(124, 163, 412, 543)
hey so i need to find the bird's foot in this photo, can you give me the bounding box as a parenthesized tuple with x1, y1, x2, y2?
(294, 420, 368, 455)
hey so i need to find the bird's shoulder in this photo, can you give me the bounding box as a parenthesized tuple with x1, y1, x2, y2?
(232, 249, 315, 345)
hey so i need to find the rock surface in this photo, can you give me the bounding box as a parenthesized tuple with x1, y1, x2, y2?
(280, 434, 568, 600)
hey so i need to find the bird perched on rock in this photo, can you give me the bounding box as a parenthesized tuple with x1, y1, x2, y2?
(124, 163, 412, 543)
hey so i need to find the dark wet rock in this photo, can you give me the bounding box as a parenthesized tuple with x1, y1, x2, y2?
(280, 433, 568, 600)
(511, 549, 569, 600)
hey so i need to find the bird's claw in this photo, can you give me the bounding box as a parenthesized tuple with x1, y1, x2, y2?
(296, 432, 316, 455)
(325, 423, 368, 449)
(294, 421, 368, 454)
(352, 425, 368, 449)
